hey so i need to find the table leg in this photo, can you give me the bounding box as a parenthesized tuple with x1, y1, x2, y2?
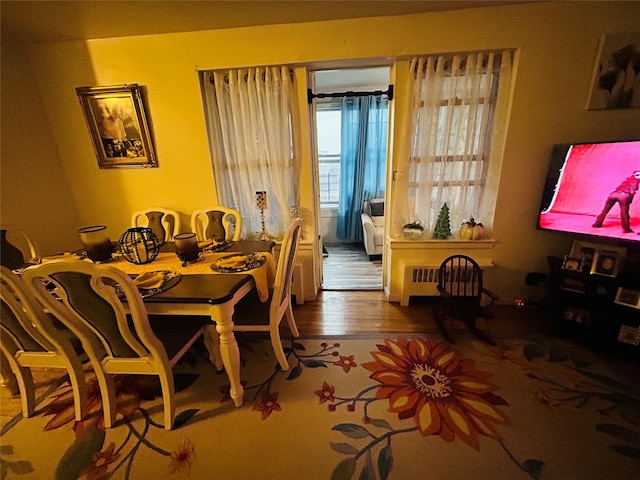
(212, 306, 244, 407)
(203, 326, 224, 371)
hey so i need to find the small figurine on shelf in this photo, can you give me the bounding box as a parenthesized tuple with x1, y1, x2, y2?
(459, 217, 486, 240)
(403, 220, 424, 240)
(432, 203, 452, 239)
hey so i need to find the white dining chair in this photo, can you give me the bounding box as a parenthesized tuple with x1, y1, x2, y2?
(131, 207, 181, 243)
(190, 206, 242, 241)
(229, 218, 302, 371)
(22, 260, 209, 430)
(1, 265, 88, 421)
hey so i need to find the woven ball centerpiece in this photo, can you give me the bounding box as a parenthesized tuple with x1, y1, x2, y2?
(118, 227, 160, 264)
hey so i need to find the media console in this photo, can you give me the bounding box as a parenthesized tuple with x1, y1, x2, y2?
(547, 256, 639, 362)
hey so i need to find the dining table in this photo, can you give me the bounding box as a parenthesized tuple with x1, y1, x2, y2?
(105, 239, 276, 408)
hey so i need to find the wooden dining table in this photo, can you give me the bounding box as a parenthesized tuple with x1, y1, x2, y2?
(106, 240, 276, 408)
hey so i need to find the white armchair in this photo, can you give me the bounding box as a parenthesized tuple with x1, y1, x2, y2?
(361, 198, 384, 259)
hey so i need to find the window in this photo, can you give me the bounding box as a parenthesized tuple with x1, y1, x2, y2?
(407, 52, 511, 230)
(316, 106, 341, 209)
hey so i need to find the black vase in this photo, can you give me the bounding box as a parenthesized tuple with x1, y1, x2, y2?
(0, 229, 26, 269)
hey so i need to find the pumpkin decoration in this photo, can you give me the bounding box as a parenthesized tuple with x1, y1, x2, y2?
(460, 217, 485, 240)
(403, 220, 424, 240)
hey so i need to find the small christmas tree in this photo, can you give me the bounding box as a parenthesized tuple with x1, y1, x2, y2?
(433, 203, 452, 239)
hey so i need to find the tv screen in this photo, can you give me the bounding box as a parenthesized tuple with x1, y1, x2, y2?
(537, 140, 640, 244)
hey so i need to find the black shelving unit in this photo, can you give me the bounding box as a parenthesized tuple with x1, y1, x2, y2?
(547, 256, 639, 362)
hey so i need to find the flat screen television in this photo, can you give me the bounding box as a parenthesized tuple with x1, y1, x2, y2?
(537, 140, 640, 245)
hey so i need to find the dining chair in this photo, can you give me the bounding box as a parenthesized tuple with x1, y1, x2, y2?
(230, 218, 302, 371)
(1, 227, 39, 270)
(0, 265, 87, 421)
(190, 206, 242, 241)
(22, 260, 209, 430)
(434, 254, 499, 346)
(131, 207, 181, 243)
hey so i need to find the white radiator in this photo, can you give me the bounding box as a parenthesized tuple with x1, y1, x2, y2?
(400, 264, 440, 306)
(400, 264, 478, 306)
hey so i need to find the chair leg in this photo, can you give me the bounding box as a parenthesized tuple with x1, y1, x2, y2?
(466, 318, 497, 346)
(15, 366, 36, 417)
(158, 371, 175, 430)
(94, 370, 117, 428)
(0, 351, 19, 395)
(284, 305, 299, 338)
(66, 364, 87, 421)
(434, 307, 455, 344)
(270, 326, 290, 371)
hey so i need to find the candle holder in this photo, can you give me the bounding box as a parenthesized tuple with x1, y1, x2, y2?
(255, 191, 270, 241)
(78, 225, 114, 262)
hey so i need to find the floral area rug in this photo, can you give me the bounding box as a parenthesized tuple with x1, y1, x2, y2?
(1, 334, 639, 480)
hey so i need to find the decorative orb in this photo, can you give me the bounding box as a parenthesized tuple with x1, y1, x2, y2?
(118, 227, 160, 264)
(402, 221, 424, 240)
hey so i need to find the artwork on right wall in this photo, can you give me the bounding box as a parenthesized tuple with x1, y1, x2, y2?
(586, 31, 640, 109)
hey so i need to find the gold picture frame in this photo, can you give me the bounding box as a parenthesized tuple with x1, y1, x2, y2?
(76, 84, 157, 169)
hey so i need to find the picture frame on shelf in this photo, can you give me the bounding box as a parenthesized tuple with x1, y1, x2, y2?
(570, 240, 627, 274)
(76, 84, 157, 169)
(569, 240, 599, 272)
(614, 287, 640, 309)
(561, 255, 584, 272)
(617, 325, 640, 346)
(590, 251, 620, 277)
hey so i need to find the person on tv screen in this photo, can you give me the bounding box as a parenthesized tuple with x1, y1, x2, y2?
(592, 170, 640, 233)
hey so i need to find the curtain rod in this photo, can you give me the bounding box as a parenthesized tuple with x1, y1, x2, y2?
(307, 85, 393, 104)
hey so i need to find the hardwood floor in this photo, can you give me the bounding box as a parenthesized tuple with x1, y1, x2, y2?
(293, 290, 552, 337)
(321, 242, 382, 290)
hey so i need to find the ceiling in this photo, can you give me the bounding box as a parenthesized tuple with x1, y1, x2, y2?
(1, 1, 536, 45)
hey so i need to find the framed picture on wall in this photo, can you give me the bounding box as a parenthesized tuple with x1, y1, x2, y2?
(76, 84, 157, 169)
(586, 31, 640, 110)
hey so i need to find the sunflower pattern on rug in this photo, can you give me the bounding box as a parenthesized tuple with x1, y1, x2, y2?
(0, 335, 638, 480)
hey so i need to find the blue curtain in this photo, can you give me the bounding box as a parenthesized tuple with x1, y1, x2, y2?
(336, 95, 388, 241)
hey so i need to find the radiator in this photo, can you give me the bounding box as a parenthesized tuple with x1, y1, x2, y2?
(400, 264, 476, 306)
(400, 264, 440, 306)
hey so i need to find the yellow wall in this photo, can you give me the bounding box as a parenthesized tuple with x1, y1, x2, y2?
(0, 35, 82, 254)
(2, 2, 640, 302)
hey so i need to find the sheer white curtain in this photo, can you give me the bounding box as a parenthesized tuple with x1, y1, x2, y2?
(202, 66, 297, 239)
(407, 51, 511, 233)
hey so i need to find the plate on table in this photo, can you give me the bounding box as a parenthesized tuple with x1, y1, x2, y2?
(199, 239, 234, 253)
(211, 253, 266, 273)
(126, 270, 181, 298)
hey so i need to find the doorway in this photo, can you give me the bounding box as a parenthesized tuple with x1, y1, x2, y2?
(311, 66, 390, 290)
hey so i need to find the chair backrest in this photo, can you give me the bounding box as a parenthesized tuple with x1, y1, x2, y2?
(0, 265, 79, 361)
(271, 218, 302, 318)
(131, 208, 181, 242)
(1, 265, 87, 420)
(190, 206, 242, 241)
(437, 254, 483, 302)
(22, 260, 172, 373)
(1, 228, 38, 269)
